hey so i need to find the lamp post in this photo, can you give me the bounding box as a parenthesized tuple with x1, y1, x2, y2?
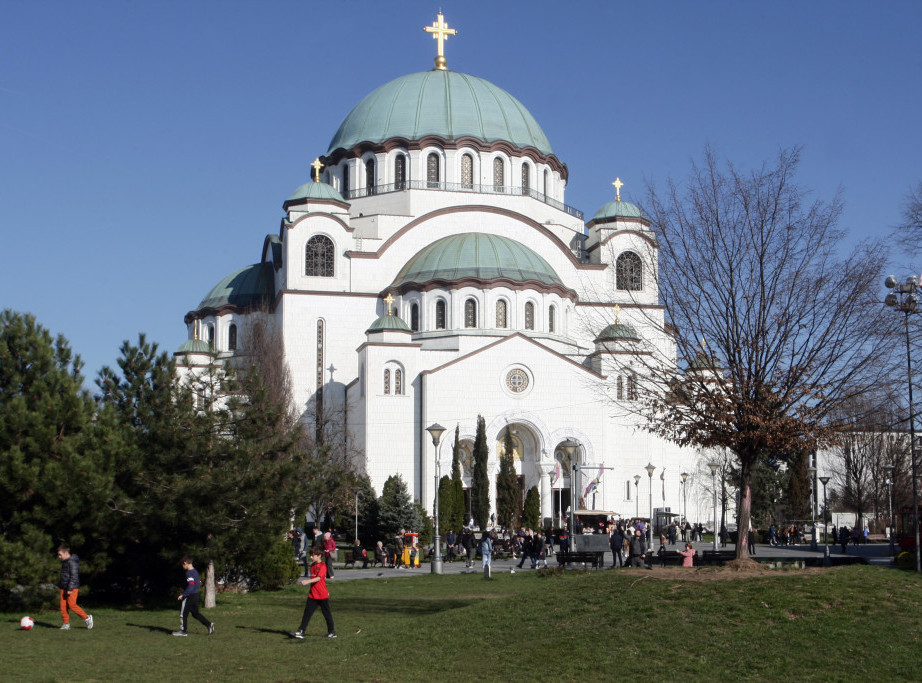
(562, 441, 580, 540)
(885, 274, 922, 572)
(645, 462, 656, 549)
(807, 465, 817, 551)
(634, 475, 641, 517)
(681, 472, 689, 534)
(708, 461, 719, 551)
(819, 475, 831, 566)
(426, 423, 446, 575)
(352, 487, 361, 543)
(884, 463, 895, 556)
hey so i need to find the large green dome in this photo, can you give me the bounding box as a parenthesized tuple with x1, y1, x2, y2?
(391, 233, 562, 290)
(327, 71, 552, 155)
(198, 263, 274, 311)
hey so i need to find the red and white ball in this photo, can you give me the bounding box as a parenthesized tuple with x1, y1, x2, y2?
(20, 616, 34, 630)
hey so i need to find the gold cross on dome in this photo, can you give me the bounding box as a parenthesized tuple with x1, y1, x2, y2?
(700, 336, 708, 351)
(424, 12, 457, 70)
(311, 158, 323, 182)
(613, 304, 622, 324)
(612, 177, 624, 201)
(384, 293, 395, 315)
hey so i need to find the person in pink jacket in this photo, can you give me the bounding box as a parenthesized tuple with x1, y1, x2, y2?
(678, 541, 696, 567)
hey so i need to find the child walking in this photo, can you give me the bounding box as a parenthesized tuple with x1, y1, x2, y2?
(173, 556, 215, 637)
(57, 545, 93, 630)
(290, 547, 336, 639)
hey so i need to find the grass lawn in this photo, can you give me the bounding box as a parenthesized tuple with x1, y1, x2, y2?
(4, 564, 921, 681)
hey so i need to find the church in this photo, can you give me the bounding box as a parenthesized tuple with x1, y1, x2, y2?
(175, 13, 704, 529)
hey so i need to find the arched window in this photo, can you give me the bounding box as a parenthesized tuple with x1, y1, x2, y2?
(616, 251, 643, 291)
(543, 169, 549, 197)
(464, 298, 477, 328)
(495, 299, 507, 328)
(228, 323, 237, 351)
(627, 373, 638, 401)
(524, 302, 535, 330)
(341, 162, 349, 197)
(493, 157, 504, 191)
(617, 375, 624, 400)
(306, 235, 334, 277)
(365, 158, 375, 195)
(395, 154, 407, 190)
(395, 369, 403, 395)
(548, 305, 556, 333)
(521, 162, 530, 195)
(384, 369, 391, 395)
(427, 152, 440, 188)
(435, 300, 446, 330)
(207, 324, 214, 349)
(461, 154, 473, 189)
(410, 303, 419, 331)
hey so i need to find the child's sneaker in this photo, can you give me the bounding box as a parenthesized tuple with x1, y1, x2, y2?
(290, 630, 304, 639)
(208, 622, 215, 635)
(59, 623, 70, 630)
(85, 615, 94, 630)
(171, 631, 188, 637)
(327, 632, 337, 638)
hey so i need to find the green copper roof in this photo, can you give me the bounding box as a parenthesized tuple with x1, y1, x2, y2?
(688, 352, 720, 371)
(366, 314, 412, 333)
(391, 233, 562, 289)
(596, 323, 639, 342)
(327, 71, 552, 155)
(591, 200, 644, 222)
(176, 338, 212, 354)
(198, 263, 274, 311)
(286, 180, 345, 204)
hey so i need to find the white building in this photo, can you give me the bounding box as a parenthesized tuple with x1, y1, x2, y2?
(175, 14, 705, 527)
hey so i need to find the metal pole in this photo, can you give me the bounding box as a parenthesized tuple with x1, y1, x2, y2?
(888, 476, 895, 556)
(648, 473, 654, 549)
(904, 311, 922, 572)
(354, 491, 359, 542)
(427, 424, 445, 575)
(820, 476, 831, 567)
(711, 467, 718, 552)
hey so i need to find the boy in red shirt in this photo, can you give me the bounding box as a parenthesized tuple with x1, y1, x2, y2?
(290, 548, 336, 639)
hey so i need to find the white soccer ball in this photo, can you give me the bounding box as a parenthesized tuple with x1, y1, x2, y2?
(20, 616, 34, 630)
(510, 568, 516, 574)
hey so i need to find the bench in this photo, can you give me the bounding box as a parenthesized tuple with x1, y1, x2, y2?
(700, 550, 737, 566)
(655, 549, 685, 567)
(556, 551, 605, 569)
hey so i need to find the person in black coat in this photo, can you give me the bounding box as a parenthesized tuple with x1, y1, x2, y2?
(610, 527, 625, 568)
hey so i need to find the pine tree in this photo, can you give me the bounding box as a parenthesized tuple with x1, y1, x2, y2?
(0, 310, 112, 602)
(496, 426, 519, 531)
(378, 474, 417, 534)
(449, 425, 465, 531)
(523, 486, 540, 530)
(471, 416, 490, 529)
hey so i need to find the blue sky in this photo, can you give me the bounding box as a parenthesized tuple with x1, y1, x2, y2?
(2, 1, 920, 385)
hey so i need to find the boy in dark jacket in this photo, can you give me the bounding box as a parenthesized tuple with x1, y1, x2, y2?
(173, 556, 215, 637)
(57, 545, 93, 630)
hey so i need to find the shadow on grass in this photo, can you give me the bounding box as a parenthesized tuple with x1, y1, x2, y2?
(335, 597, 473, 615)
(235, 625, 294, 637)
(126, 622, 174, 634)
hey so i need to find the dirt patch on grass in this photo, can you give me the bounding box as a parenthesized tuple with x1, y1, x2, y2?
(618, 562, 831, 582)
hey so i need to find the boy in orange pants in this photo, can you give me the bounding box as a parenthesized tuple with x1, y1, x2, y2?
(58, 545, 93, 630)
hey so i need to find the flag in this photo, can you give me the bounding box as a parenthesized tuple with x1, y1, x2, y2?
(551, 462, 561, 488)
(660, 468, 666, 501)
(583, 463, 605, 500)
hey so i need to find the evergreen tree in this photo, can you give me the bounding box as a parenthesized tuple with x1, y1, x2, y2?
(496, 426, 519, 531)
(449, 425, 465, 532)
(437, 475, 454, 537)
(378, 474, 416, 534)
(523, 486, 540, 530)
(471, 415, 490, 529)
(0, 311, 112, 602)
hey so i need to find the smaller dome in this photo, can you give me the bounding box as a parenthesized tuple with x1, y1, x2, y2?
(366, 314, 411, 333)
(175, 339, 212, 355)
(591, 200, 644, 222)
(688, 352, 720, 371)
(286, 181, 346, 204)
(596, 323, 639, 342)
(198, 263, 274, 311)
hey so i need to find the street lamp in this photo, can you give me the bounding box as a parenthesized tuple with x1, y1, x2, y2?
(819, 475, 831, 567)
(708, 461, 719, 551)
(884, 463, 895, 556)
(562, 441, 580, 540)
(352, 487, 361, 543)
(885, 274, 922, 572)
(645, 462, 656, 549)
(426, 423, 446, 575)
(681, 472, 689, 536)
(807, 464, 817, 551)
(633, 475, 641, 517)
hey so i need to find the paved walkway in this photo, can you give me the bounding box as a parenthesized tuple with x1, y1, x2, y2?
(321, 540, 899, 582)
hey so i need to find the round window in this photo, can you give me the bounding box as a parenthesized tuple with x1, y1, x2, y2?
(506, 368, 529, 393)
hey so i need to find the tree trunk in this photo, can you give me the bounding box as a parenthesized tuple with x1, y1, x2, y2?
(736, 459, 753, 560)
(204, 560, 216, 609)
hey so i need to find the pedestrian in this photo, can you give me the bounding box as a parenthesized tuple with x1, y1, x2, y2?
(57, 545, 93, 631)
(678, 541, 696, 567)
(445, 528, 457, 561)
(610, 526, 625, 568)
(629, 529, 649, 569)
(462, 528, 476, 568)
(517, 529, 534, 569)
(322, 531, 337, 578)
(173, 555, 215, 637)
(290, 548, 336, 640)
(480, 532, 493, 571)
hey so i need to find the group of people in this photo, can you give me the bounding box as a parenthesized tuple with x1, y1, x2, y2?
(288, 527, 340, 578)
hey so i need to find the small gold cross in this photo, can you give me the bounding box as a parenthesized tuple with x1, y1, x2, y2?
(612, 177, 624, 202)
(384, 293, 395, 315)
(311, 158, 323, 182)
(613, 304, 622, 324)
(424, 12, 457, 70)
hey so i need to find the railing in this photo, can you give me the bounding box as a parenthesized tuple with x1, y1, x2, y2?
(343, 180, 584, 220)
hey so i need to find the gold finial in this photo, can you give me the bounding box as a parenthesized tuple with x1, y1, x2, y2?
(612, 177, 624, 202)
(613, 304, 622, 324)
(700, 336, 708, 351)
(311, 158, 323, 182)
(384, 293, 395, 315)
(424, 12, 457, 70)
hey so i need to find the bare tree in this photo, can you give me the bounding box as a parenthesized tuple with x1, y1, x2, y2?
(603, 147, 894, 561)
(895, 181, 922, 258)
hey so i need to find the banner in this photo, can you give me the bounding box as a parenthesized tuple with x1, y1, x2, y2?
(660, 468, 666, 501)
(551, 462, 561, 488)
